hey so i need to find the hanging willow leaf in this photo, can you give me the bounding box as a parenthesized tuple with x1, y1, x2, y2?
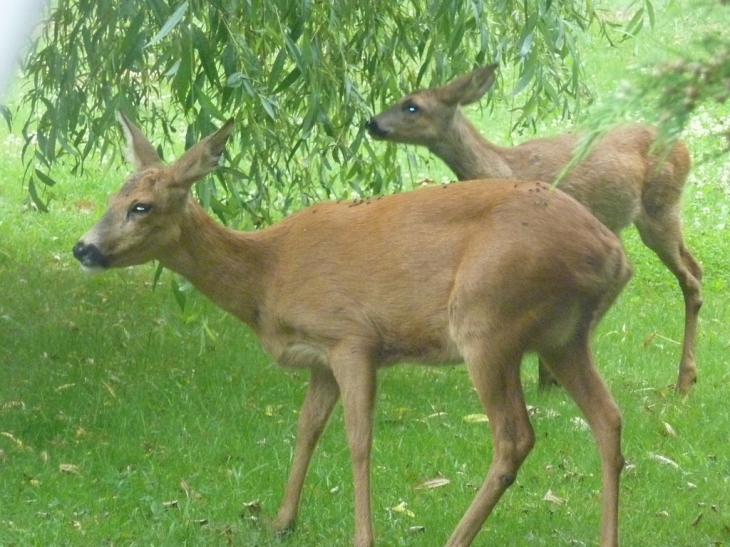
(19, 0, 652, 220)
(27, 178, 49, 213)
(146, 1, 188, 48)
(33, 168, 57, 187)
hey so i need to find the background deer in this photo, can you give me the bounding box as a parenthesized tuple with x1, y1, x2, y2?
(73, 113, 631, 547)
(368, 64, 702, 393)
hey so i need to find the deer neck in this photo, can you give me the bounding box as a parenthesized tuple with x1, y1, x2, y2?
(429, 110, 514, 181)
(159, 199, 270, 329)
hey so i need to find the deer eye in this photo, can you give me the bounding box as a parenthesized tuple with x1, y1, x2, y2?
(128, 203, 152, 218)
(403, 101, 420, 114)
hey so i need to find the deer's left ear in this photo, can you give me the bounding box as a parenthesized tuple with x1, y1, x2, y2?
(118, 112, 164, 171)
(168, 119, 235, 189)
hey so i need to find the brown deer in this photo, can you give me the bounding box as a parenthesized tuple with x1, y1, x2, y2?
(73, 113, 631, 547)
(368, 64, 702, 393)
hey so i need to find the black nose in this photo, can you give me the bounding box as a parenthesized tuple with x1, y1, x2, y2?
(73, 241, 108, 267)
(367, 118, 387, 138)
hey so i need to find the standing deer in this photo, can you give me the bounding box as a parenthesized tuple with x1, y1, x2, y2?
(73, 113, 631, 547)
(368, 64, 702, 393)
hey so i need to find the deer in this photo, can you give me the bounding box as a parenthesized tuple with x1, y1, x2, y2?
(368, 63, 703, 394)
(73, 112, 631, 547)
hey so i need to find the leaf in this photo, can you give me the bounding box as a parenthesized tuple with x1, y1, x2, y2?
(415, 477, 451, 490)
(242, 500, 262, 516)
(59, 463, 80, 475)
(518, 32, 535, 58)
(170, 278, 187, 312)
(146, 2, 189, 48)
(513, 50, 538, 96)
(542, 489, 564, 505)
(463, 413, 489, 423)
(391, 501, 415, 517)
(27, 178, 49, 213)
(650, 453, 680, 469)
(274, 67, 302, 94)
(195, 87, 226, 121)
(165, 59, 181, 77)
(259, 95, 277, 121)
(264, 404, 281, 417)
(662, 421, 677, 438)
(645, 0, 655, 28)
(1, 432, 25, 448)
(34, 169, 57, 187)
(570, 416, 589, 431)
(180, 479, 201, 499)
(192, 26, 218, 87)
(625, 7, 645, 37)
(153, 263, 165, 290)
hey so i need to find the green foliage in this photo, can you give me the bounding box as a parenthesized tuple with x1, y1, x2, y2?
(18, 0, 647, 220)
(570, 0, 730, 165)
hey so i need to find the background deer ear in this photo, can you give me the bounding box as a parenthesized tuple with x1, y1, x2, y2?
(435, 64, 498, 107)
(117, 112, 164, 171)
(168, 118, 235, 189)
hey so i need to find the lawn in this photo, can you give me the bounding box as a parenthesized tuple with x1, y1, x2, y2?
(1, 3, 729, 547)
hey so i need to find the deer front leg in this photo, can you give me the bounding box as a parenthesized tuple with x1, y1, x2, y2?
(272, 367, 340, 534)
(330, 344, 378, 547)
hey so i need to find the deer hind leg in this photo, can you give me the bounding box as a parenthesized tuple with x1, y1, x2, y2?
(538, 255, 632, 392)
(272, 367, 340, 534)
(635, 210, 703, 393)
(541, 332, 623, 547)
(445, 341, 535, 547)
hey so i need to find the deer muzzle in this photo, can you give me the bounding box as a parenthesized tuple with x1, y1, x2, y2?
(367, 117, 389, 139)
(72, 240, 109, 272)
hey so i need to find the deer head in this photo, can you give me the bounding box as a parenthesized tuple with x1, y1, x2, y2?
(73, 113, 234, 271)
(367, 64, 497, 146)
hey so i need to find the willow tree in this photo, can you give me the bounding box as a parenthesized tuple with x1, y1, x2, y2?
(19, 0, 652, 221)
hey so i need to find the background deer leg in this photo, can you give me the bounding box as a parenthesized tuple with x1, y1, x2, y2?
(541, 331, 623, 547)
(272, 367, 340, 534)
(635, 212, 703, 393)
(331, 344, 378, 547)
(445, 343, 534, 547)
(537, 357, 560, 389)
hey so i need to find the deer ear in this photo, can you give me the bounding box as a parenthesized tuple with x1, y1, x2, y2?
(435, 64, 498, 107)
(168, 119, 235, 189)
(117, 111, 164, 171)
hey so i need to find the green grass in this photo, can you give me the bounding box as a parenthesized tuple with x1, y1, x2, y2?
(2, 4, 730, 547)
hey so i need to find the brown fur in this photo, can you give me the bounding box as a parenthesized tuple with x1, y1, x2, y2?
(368, 64, 702, 393)
(74, 114, 631, 547)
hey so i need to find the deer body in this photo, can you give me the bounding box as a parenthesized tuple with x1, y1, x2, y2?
(74, 114, 630, 547)
(368, 65, 702, 393)
(429, 115, 675, 235)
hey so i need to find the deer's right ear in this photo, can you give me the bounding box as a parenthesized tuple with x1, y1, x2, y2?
(117, 111, 164, 171)
(435, 64, 498, 107)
